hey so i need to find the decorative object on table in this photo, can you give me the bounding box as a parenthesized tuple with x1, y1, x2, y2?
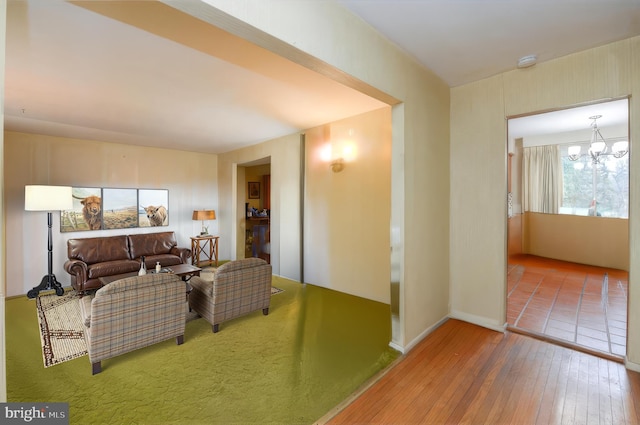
(192, 209, 216, 235)
(25, 185, 73, 298)
(138, 255, 147, 276)
(153, 267, 173, 274)
(156, 261, 161, 273)
(248, 182, 260, 199)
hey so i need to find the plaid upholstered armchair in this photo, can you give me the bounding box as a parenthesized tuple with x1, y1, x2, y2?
(188, 258, 272, 333)
(79, 273, 187, 374)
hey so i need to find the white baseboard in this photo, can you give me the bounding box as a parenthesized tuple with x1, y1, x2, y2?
(388, 341, 405, 354)
(625, 357, 640, 373)
(389, 315, 449, 354)
(448, 309, 506, 333)
(387, 312, 505, 355)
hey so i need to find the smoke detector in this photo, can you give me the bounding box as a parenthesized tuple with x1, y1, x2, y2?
(517, 55, 537, 69)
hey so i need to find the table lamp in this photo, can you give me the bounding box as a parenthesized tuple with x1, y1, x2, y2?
(25, 185, 73, 298)
(192, 210, 216, 235)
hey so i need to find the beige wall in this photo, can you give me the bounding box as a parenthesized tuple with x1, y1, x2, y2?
(304, 107, 391, 304)
(451, 37, 640, 368)
(217, 133, 301, 281)
(3, 131, 218, 297)
(524, 212, 629, 271)
(188, 0, 452, 350)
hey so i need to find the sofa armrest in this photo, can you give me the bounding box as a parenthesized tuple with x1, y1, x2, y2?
(64, 259, 88, 288)
(171, 247, 191, 264)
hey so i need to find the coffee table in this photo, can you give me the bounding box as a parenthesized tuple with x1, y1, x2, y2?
(98, 264, 202, 286)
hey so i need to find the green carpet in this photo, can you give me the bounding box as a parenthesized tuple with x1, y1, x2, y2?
(6, 275, 399, 425)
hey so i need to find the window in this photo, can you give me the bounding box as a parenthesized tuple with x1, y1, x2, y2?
(560, 144, 629, 218)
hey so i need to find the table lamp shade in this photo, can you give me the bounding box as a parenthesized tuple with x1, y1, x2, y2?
(192, 210, 216, 221)
(25, 185, 73, 211)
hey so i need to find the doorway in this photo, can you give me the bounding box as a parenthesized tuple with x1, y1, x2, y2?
(238, 158, 271, 264)
(506, 98, 630, 360)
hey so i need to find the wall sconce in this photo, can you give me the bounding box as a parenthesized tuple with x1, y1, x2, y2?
(330, 158, 345, 172)
(320, 127, 357, 173)
(192, 210, 216, 235)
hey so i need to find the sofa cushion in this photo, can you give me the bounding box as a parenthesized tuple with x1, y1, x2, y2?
(143, 254, 183, 268)
(67, 235, 131, 264)
(97, 272, 182, 296)
(128, 232, 177, 259)
(88, 260, 140, 279)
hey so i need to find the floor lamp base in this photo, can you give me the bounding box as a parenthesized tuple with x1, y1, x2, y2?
(27, 274, 65, 299)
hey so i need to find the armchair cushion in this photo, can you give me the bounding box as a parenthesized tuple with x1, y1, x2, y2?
(190, 276, 213, 297)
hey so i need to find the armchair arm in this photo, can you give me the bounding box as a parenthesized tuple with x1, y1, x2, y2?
(171, 247, 192, 264)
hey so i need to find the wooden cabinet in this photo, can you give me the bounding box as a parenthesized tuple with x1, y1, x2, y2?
(244, 173, 271, 263)
(245, 217, 270, 263)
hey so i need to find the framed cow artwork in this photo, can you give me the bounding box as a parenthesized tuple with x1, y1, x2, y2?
(138, 189, 169, 227)
(60, 187, 169, 232)
(61, 187, 102, 232)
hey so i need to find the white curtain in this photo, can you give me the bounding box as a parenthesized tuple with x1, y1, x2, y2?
(522, 145, 562, 214)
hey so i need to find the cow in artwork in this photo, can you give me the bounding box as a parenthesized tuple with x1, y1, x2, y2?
(143, 205, 168, 226)
(73, 194, 102, 230)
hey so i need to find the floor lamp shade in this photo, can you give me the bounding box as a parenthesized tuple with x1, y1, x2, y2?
(25, 185, 73, 211)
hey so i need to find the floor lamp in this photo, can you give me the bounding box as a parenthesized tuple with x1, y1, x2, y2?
(25, 185, 73, 298)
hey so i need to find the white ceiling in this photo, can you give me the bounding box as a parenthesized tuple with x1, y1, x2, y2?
(509, 98, 629, 140)
(339, 0, 640, 88)
(5, 1, 640, 154)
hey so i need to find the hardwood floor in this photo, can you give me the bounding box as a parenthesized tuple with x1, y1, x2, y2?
(507, 254, 628, 360)
(324, 319, 640, 425)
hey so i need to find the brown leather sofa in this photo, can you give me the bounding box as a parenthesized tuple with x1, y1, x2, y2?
(64, 231, 191, 295)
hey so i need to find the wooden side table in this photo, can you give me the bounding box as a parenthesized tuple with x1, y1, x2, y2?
(190, 235, 219, 267)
